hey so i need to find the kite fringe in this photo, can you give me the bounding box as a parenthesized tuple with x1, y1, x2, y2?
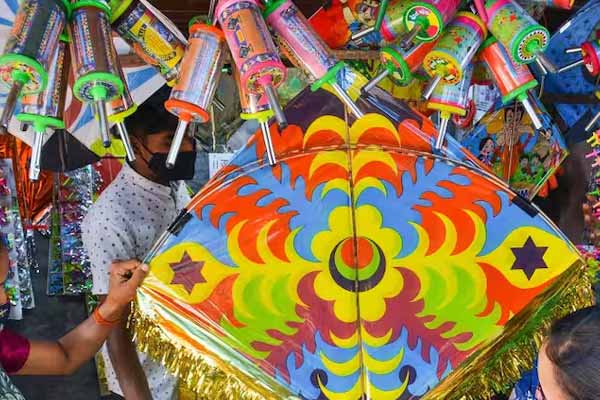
(128, 301, 279, 400)
(424, 259, 596, 400)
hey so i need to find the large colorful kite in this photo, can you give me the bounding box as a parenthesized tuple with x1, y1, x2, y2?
(132, 82, 593, 399)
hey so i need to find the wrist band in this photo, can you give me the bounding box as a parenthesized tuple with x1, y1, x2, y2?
(92, 305, 121, 327)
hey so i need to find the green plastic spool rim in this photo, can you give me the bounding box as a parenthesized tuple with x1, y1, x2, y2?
(0, 53, 48, 94)
(71, 0, 112, 17)
(73, 71, 124, 102)
(16, 113, 65, 131)
(263, 0, 286, 18)
(501, 80, 538, 104)
(108, 103, 138, 123)
(381, 47, 410, 81)
(481, 35, 497, 50)
(404, 2, 441, 42)
(188, 15, 207, 29)
(109, 0, 134, 22)
(311, 61, 345, 92)
(512, 25, 549, 62)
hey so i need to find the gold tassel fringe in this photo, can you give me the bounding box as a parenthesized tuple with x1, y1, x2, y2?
(130, 259, 595, 400)
(424, 259, 596, 400)
(129, 300, 288, 400)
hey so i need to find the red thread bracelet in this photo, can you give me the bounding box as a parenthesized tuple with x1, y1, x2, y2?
(92, 305, 121, 327)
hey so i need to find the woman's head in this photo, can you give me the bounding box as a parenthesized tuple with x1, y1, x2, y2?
(538, 306, 600, 399)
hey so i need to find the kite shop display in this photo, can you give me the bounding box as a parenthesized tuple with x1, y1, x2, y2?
(2, 0, 600, 399)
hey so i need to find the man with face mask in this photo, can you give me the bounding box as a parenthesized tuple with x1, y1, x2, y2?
(81, 86, 196, 400)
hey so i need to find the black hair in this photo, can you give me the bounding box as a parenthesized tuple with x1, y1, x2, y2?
(545, 306, 600, 400)
(479, 137, 494, 151)
(520, 154, 529, 161)
(123, 84, 179, 139)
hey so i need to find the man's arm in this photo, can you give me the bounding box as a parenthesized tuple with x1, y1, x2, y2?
(16, 261, 147, 376)
(81, 210, 152, 399)
(105, 297, 153, 400)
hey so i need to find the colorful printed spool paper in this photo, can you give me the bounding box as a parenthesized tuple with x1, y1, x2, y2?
(0, 0, 67, 94)
(378, 0, 410, 43)
(69, 2, 122, 102)
(480, 36, 537, 104)
(484, 0, 549, 64)
(265, 0, 336, 80)
(165, 24, 225, 123)
(112, 0, 186, 84)
(422, 12, 486, 84)
(216, 0, 286, 95)
(429, 63, 473, 115)
(403, 0, 461, 42)
(20, 39, 69, 121)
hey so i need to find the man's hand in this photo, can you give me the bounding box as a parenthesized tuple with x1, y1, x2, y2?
(102, 260, 148, 321)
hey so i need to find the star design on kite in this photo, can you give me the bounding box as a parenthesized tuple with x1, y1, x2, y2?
(169, 251, 206, 294)
(510, 237, 548, 280)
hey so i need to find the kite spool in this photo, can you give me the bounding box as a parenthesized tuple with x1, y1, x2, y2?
(558, 41, 600, 75)
(17, 35, 69, 180)
(484, 0, 554, 73)
(480, 36, 542, 129)
(0, 0, 69, 130)
(422, 12, 486, 85)
(364, 39, 436, 91)
(69, 0, 124, 148)
(264, 0, 363, 119)
(112, 0, 187, 85)
(400, 0, 461, 48)
(164, 23, 225, 169)
(216, 0, 288, 129)
(352, 0, 410, 43)
(427, 63, 473, 150)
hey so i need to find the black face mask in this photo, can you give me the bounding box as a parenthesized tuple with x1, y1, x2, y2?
(148, 150, 197, 182)
(138, 140, 197, 182)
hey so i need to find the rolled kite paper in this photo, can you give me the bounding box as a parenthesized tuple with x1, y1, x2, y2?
(0, 0, 69, 128)
(112, 0, 186, 85)
(423, 12, 487, 85)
